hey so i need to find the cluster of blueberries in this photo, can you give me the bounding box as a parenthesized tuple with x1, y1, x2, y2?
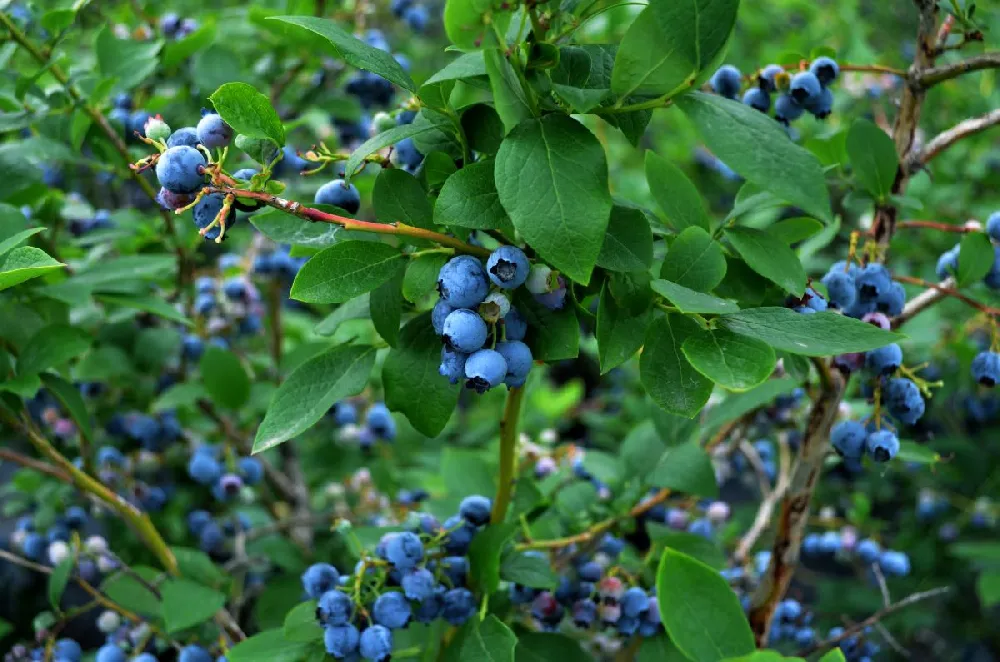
(343, 30, 413, 112)
(186, 444, 264, 503)
(433, 247, 563, 392)
(67, 208, 116, 237)
(302, 495, 494, 661)
(390, 0, 430, 33)
(710, 57, 841, 125)
(108, 94, 153, 144)
(329, 401, 398, 451)
(159, 12, 199, 39)
(7, 510, 115, 580)
(93, 643, 217, 662)
(183, 266, 265, 359)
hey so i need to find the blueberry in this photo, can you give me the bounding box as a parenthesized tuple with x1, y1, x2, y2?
(878, 550, 910, 576)
(432, 300, 454, 335)
(187, 510, 212, 535)
(394, 137, 423, 168)
(620, 587, 649, 618)
(401, 568, 436, 601)
(64, 506, 87, 529)
(742, 88, 771, 112)
(155, 146, 207, 194)
(197, 519, 222, 551)
(441, 588, 477, 625)
(875, 281, 905, 316)
(810, 56, 840, 86)
(187, 453, 221, 485)
(710, 65, 742, 99)
(972, 351, 1000, 387)
(822, 269, 856, 310)
(413, 590, 444, 622)
(113, 93, 133, 110)
(179, 646, 213, 662)
(317, 589, 354, 625)
(774, 94, 804, 124)
(688, 517, 713, 538)
(439, 554, 469, 585)
(96, 645, 126, 662)
(856, 263, 891, 302)
(194, 293, 215, 315)
(439, 347, 469, 384)
(366, 403, 396, 440)
(857, 538, 881, 563)
(577, 560, 602, 583)
(831, 420, 867, 459)
(437, 256, 490, 308)
(232, 168, 258, 181)
(441, 309, 488, 353)
(936, 245, 959, 280)
(865, 429, 899, 462)
(325, 624, 361, 658)
(365, 29, 391, 52)
(759, 64, 785, 92)
(985, 247, 1000, 288)
(238, 457, 264, 485)
(315, 179, 361, 214)
(193, 193, 235, 241)
(486, 246, 530, 289)
(97, 446, 124, 466)
(359, 624, 393, 661)
(459, 495, 492, 526)
(495, 340, 532, 388)
(442, 515, 476, 554)
(54, 640, 83, 662)
(196, 113, 233, 148)
(373, 592, 412, 629)
(865, 343, 902, 376)
(789, 71, 822, 105)
(533, 281, 567, 310)
(885, 378, 925, 425)
(503, 308, 527, 341)
(572, 599, 597, 627)
(167, 127, 200, 148)
(803, 86, 834, 119)
(403, 4, 429, 31)
(465, 349, 508, 393)
(391, 0, 413, 17)
(385, 531, 423, 570)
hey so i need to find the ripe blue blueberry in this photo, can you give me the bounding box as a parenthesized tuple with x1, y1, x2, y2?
(366, 403, 396, 440)
(403, 4, 428, 31)
(385, 531, 423, 570)
(439, 347, 468, 384)
(199, 521, 224, 554)
(742, 88, 771, 113)
(856, 263, 891, 302)
(391, 0, 413, 17)
(64, 506, 87, 529)
(572, 599, 597, 627)
(459, 494, 492, 526)
(187, 510, 212, 535)
(359, 624, 393, 662)
(238, 457, 264, 485)
(936, 245, 959, 279)
(885, 378, 925, 425)
(394, 138, 423, 169)
(774, 94, 804, 124)
(878, 550, 910, 576)
(803, 86, 834, 119)
(431, 300, 454, 335)
(810, 56, 840, 86)
(758, 64, 785, 92)
(987, 212, 1000, 242)
(167, 127, 200, 148)
(437, 256, 490, 308)
(401, 568, 436, 601)
(188, 452, 222, 485)
(315, 179, 361, 214)
(156, 146, 206, 194)
(373, 591, 412, 629)
(192, 193, 235, 241)
(96, 645, 126, 662)
(439, 555, 469, 585)
(196, 113, 233, 148)
(325, 624, 361, 658)
(333, 402, 358, 426)
(710, 65, 742, 99)
(496, 341, 532, 388)
(857, 538, 881, 563)
(442, 517, 476, 554)
(302, 563, 340, 599)
(232, 167, 258, 181)
(620, 587, 649, 618)
(183, 333, 205, 360)
(865, 343, 902, 376)
(179, 646, 213, 662)
(865, 429, 900, 462)
(822, 268, 856, 310)
(985, 247, 1000, 289)
(486, 246, 530, 289)
(441, 309, 488, 353)
(577, 560, 602, 583)
(972, 351, 1000, 387)
(789, 71, 822, 105)
(317, 589, 354, 625)
(465, 349, 508, 393)
(503, 308, 527, 341)
(831, 420, 867, 459)
(875, 281, 906, 316)
(441, 588, 477, 625)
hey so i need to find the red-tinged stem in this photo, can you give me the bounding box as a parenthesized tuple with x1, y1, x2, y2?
(893, 275, 1000, 317)
(895, 220, 977, 233)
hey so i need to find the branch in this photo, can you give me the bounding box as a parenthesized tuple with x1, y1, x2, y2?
(907, 108, 1000, 171)
(798, 586, 951, 657)
(895, 219, 977, 234)
(893, 277, 955, 327)
(734, 435, 792, 563)
(491, 386, 526, 524)
(893, 275, 1000, 319)
(919, 52, 1000, 86)
(0, 448, 71, 481)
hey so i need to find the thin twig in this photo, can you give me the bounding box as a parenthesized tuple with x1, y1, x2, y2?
(735, 435, 792, 563)
(872, 562, 892, 606)
(907, 108, 1000, 171)
(919, 52, 1000, 86)
(894, 275, 1000, 317)
(893, 277, 955, 327)
(895, 220, 977, 233)
(0, 448, 71, 481)
(737, 440, 773, 499)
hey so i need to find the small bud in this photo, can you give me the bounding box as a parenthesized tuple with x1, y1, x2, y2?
(97, 554, 118, 573)
(48, 541, 71, 566)
(372, 112, 395, 134)
(85, 535, 108, 554)
(525, 264, 553, 294)
(97, 610, 122, 634)
(483, 291, 511, 318)
(144, 115, 171, 142)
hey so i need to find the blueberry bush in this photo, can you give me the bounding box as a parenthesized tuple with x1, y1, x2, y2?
(1, 0, 1000, 660)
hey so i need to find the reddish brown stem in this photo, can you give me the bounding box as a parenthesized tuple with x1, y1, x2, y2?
(895, 220, 976, 233)
(893, 275, 1000, 316)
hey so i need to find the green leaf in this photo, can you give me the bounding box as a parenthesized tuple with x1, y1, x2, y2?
(95, 26, 161, 90)
(403, 254, 449, 304)
(97, 294, 193, 327)
(373, 169, 434, 230)
(435, 160, 512, 231)
(462, 105, 506, 157)
(283, 600, 323, 642)
(645, 151, 711, 231)
(315, 295, 371, 337)
(484, 49, 533, 133)
(461, 615, 517, 662)
(153, 382, 208, 412)
(0, 228, 44, 257)
(660, 227, 727, 292)
(677, 93, 832, 222)
(896, 441, 940, 464)
(251, 209, 342, 248)
(725, 227, 807, 296)
(718, 308, 902, 356)
(657, 548, 755, 661)
(172, 546, 228, 589)
(424, 52, 487, 86)
(228, 629, 315, 662)
(513, 291, 580, 362)
(370, 270, 404, 347)
(101, 567, 162, 617)
(40, 374, 94, 445)
(622, 421, 668, 478)
(0, 618, 11, 640)
(411, 110, 463, 159)
(383, 313, 460, 436)
(957, 231, 995, 286)
(647, 526, 726, 569)
(343, 123, 438, 180)
(641, 314, 713, 418)
(949, 542, 1000, 561)
(649, 441, 719, 497)
(597, 282, 651, 373)
(702, 378, 800, 431)
(0, 246, 64, 291)
(18, 325, 90, 376)
(199, 347, 251, 410)
(767, 217, 824, 244)
(291, 241, 405, 304)
(209, 82, 285, 146)
(515, 633, 590, 662)
(254, 345, 376, 453)
(269, 16, 416, 92)
(468, 523, 517, 594)
(495, 114, 612, 284)
(161, 578, 227, 633)
(443, 0, 496, 49)
(682, 328, 776, 391)
(442, 448, 496, 497)
(818, 651, 847, 662)
(49, 557, 74, 610)
(846, 119, 898, 201)
(500, 550, 559, 590)
(978, 571, 1000, 607)
(597, 206, 654, 273)
(652, 279, 739, 315)
(612, 0, 739, 98)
